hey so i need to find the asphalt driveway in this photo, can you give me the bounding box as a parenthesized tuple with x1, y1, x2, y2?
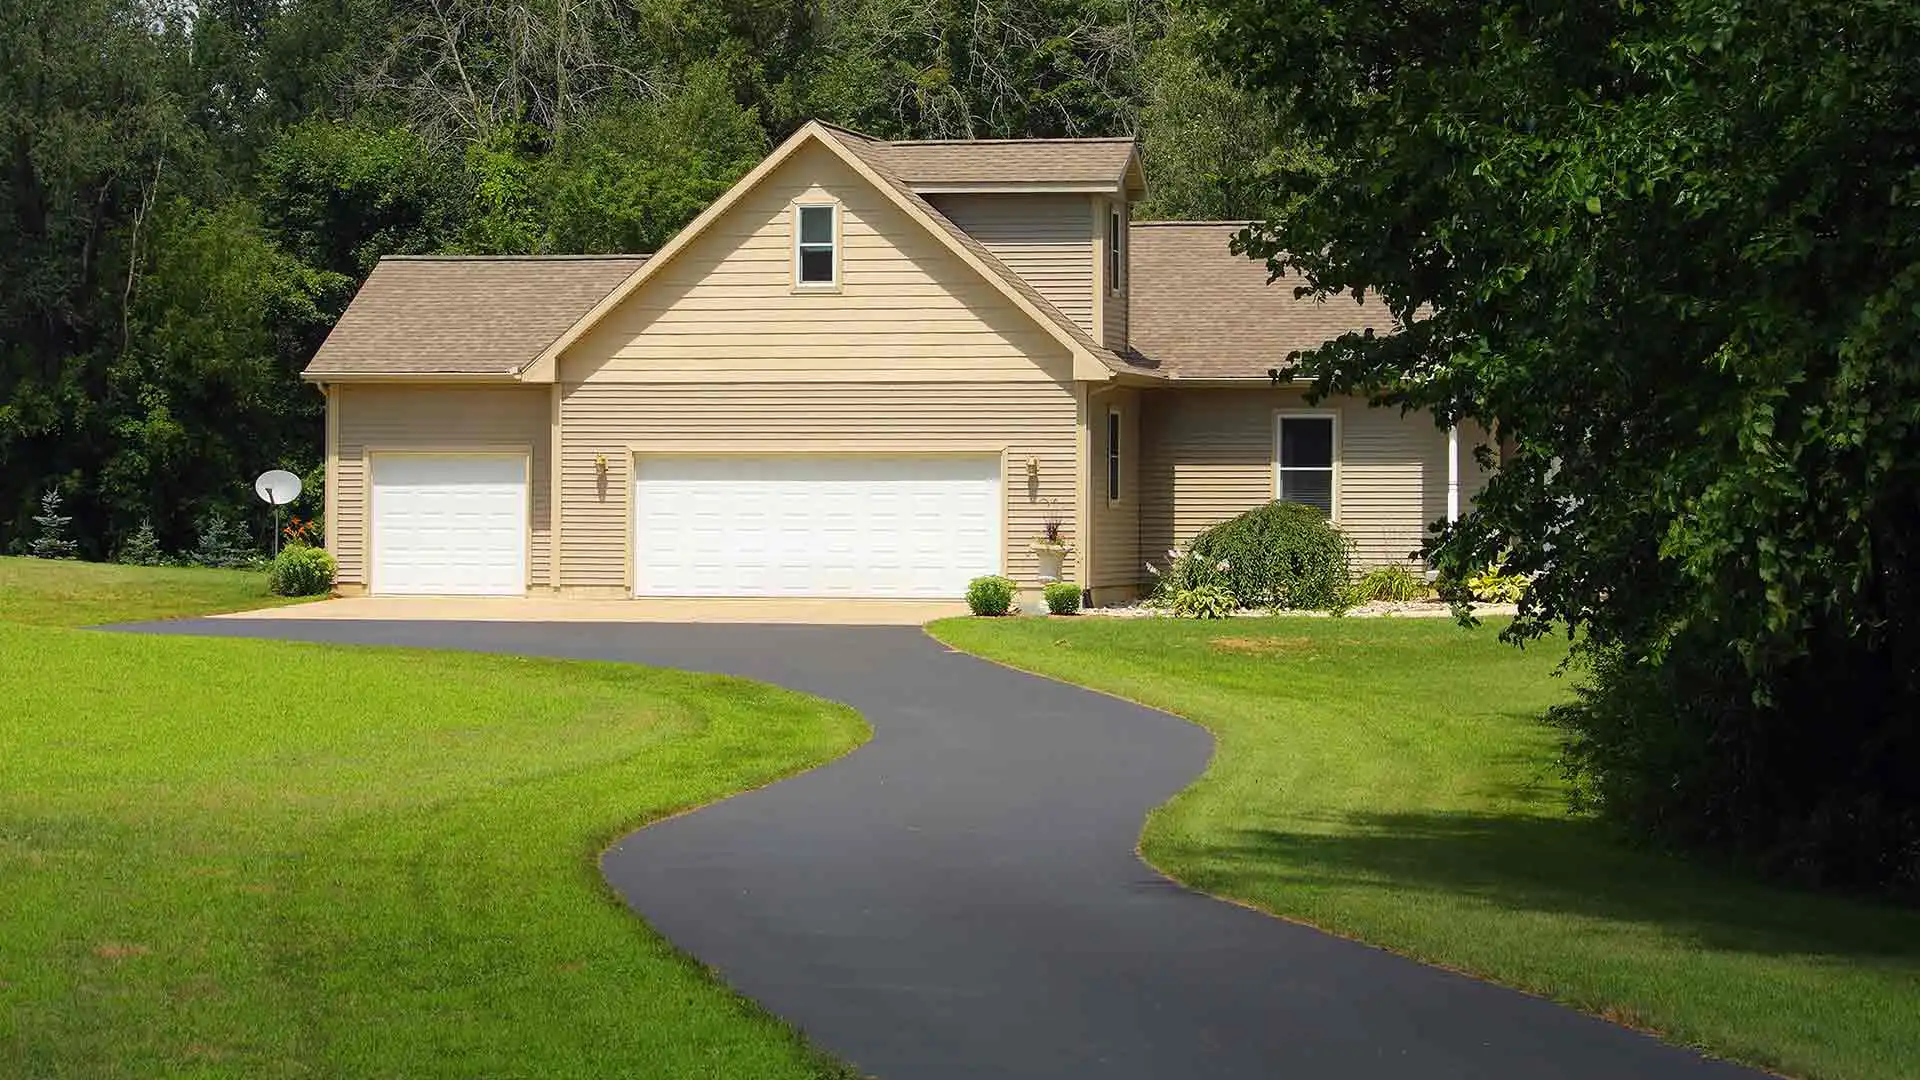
(124, 619, 1761, 1080)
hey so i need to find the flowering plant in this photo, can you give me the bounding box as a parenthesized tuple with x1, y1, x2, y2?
(281, 515, 320, 548)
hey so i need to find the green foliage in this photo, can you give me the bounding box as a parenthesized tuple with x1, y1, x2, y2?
(1464, 565, 1527, 605)
(1132, 1, 1310, 222)
(966, 575, 1018, 617)
(1186, 501, 1350, 611)
(267, 544, 336, 596)
(1169, 583, 1236, 620)
(1042, 581, 1082, 615)
(1348, 564, 1430, 604)
(192, 512, 255, 570)
(258, 121, 464, 276)
(1554, 637, 1920, 897)
(29, 490, 78, 559)
(536, 67, 769, 255)
(116, 520, 166, 566)
(1212, 0, 1920, 888)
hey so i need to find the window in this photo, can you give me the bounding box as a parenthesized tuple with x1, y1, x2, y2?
(795, 204, 836, 286)
(1106, 409, 1122, 502)
(1106, 206, 1125, 294)
(1275, 414, 1335, 515)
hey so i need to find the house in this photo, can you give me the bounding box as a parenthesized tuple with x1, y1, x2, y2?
(303, 121, 1491, 604)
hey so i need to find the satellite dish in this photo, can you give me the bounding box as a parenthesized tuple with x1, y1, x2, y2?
(255, 470, 302, 506)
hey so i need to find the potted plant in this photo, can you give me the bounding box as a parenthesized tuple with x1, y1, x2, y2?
(1029, 504, 1072, 582)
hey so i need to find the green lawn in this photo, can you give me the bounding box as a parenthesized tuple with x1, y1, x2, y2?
(0, 555, 314, 626)
(1, 563, 867, 1078)
(928, 616, 1920, 1080)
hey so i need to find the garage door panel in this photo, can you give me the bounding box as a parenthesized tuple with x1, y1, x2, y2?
(372, 455, 528, 596)
(634, 456, 1002, 598)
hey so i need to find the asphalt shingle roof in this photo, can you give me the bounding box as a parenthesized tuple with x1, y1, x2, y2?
(303, 256, 647, 378)
(1126, 222, 1395, 379)
(865, 138, 1139, 188)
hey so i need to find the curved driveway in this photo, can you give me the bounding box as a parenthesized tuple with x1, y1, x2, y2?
(129, 619, 1759, 1080)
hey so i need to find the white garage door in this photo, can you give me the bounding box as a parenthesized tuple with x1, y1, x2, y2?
(634, 456, 1002, 598)
(371, 454, 528, 596)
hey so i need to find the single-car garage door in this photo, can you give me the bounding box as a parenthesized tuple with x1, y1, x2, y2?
(371, 454, 528, 595)
(633, 455, 1001, 598)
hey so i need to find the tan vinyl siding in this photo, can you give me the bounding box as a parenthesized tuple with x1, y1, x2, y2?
(329, 384, 551, 587)
(926, 193, 1095, 335)
(553, 139, 1081, 594)
(1139, 388, 1494, 574)
(557, 382, 1077, 591)
(561, 141, 1074, 387)
(1090, 388, 1140, 587)
(1103, 199, 1128, 352)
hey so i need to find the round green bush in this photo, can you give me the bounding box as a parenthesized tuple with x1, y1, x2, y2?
(268, 545, 337, 597)
(966, 575, 1018, 616)
(1190, 501, 1351, 611)
(1042, 581, 1081, 615)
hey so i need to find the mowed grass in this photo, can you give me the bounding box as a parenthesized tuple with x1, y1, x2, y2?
(1, 565, 867, 1078)
(0, 555, 313, 626)
(928, 616, 1920, 1080)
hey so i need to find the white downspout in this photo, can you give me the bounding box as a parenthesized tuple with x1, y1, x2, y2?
(1446, 425, 1461, 523)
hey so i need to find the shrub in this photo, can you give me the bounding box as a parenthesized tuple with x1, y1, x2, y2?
(966, 575, 1018, 616)
(267, 545, 336, 596)
(1348, 563, 1431, 604)
(1555, 633, 1920, 896)
(193, 511, 256, 569)
(1466, 564, 1527, 603)
(116, 520, 166, 566)
(1042, 581, 1081, 615)
(1170, 583, 1236, 619)
(1186, 501, 1350, 611)
(29, 489, 77, 559)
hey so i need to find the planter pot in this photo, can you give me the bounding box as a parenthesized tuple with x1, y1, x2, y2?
(1030, 541, 1070, 583)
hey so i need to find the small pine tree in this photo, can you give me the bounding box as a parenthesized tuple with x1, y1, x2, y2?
(117, 519, 165, 566)
(29, 489, 78, 559)
(192, 510, 254, 569)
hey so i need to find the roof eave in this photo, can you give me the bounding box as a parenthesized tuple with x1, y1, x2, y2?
(909, 181, 1125, 195)
(300, 369, 522, 384)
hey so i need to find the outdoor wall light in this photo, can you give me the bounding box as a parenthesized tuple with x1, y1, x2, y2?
(595, 453, 609, 474)
(1025, 456, 1039, 475)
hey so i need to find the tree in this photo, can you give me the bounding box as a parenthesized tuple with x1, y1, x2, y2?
(1209, 0, 1920, 890)
(1131, 1, 1304, 222)
(30, 490, 79, 559)
(797, 0, 1157, 139)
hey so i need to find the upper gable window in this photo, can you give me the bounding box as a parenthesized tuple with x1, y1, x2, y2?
(795, 204, 837, 286)
(1106, 204, 1125, 295)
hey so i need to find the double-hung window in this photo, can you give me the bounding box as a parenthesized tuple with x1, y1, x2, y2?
(1106, 409, 1122, 503)
(1275, 413, 1336, 516)
(795, 204, 837, 286)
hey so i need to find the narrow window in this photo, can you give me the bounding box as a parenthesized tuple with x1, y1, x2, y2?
(1106, 207, 1124, 294)
(796, 204, 836, 285)
(1107, 409, 1122, 502)
(1276, 415, 1335, 515)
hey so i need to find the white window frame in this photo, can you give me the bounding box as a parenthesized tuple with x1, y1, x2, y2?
(793, 202, 840, 289)
(1106, 407, 1123, 505)
(1273, 409, 1340, 520)
(1106, 204, 1126, 296)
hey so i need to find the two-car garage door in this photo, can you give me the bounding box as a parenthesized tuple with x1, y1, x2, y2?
(632, 456, 1001, 598)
